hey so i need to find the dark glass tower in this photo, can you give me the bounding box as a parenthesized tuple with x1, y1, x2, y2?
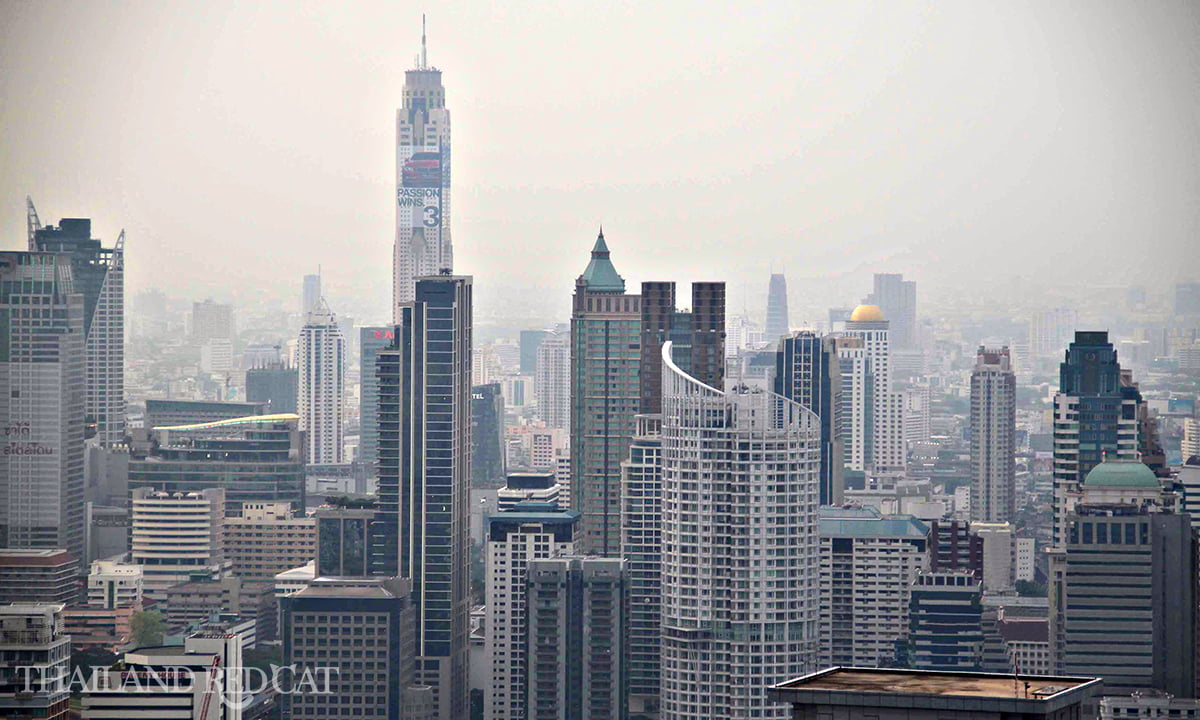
(374, 275, 471, 720)
(765, 272, 789, 345)
(245, 362, 298, 414)
(775, 331, 844, 505)
(359, 326, 395, 473)
(639, 281, 725, 415)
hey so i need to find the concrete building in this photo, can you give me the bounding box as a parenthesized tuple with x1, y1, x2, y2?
(31, 215, 125, 447)
(130, 488, 226, 599)
(485, 503, 580, 720)
(929, 519, 984, 580)
(534, 328, 570, 431)
(1052, 331, 1143, 545)
(908, 571, 985, 671)
(143, 399, 264, 429)
(245, 362, 298, 414)
(834, 336, 873, 472)
(87, 560, 143, 609)
(191, 298, 234, 342)
(660, 341, 821, 720)
(1101, 694, 1200, 720)
(298, 298, 346, 464)
(359, 326, 395, 473)
(764, 272, 790, 344)
(1030, 307, 1079, 359)
(1049, 459, 1195, 697)
(0, 549, 78, 605)
(570, 231, 641, 557)
(472, 383, 506, 487)
(768, 667, 1101, 720)
(0, 603, 70, 720)
(0, 252, 86, 564)
(301, 272, 321, 316)
(776, 331, 845, 504)
(818, 506, 929, 668)
(1183, 418, 1200, 462)
(374, 275, 472, 720)
(865, 272, 917, 350)
(129, 413, 305, 518)
(315, 503, 373, 577)
(496, 472, 561, 511)
(903, 385, 932, 449)
(971, 522, 1023, 592)
(638, 280, 725, 415)
(526, 557, 628, 720)
(620, 414, 663, 717)
(281, 576, 430, 720)
(163, 575, 272, 629)
(995, 610, 1050, 675)
(971, 347, 1016, 523)
(224, 502, 316, 582)
(842, 304, 906, 474)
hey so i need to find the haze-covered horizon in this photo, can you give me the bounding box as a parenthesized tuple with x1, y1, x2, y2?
(2, 1, 1198, 326)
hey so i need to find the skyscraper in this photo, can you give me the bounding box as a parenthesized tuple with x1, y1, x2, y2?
(534, 327, 570, 431)
(301, 272, 321, 316)
(359, 326, 395, 473)
(297, 299, 346, 464)
(776, 331, 845, 504)
(639, 280, 725, 415)
(30, 215, 125, 447)
(0, 252, 85, 563)
(865, 273, 917, 350)
(971, 347, 1016, 523)
(394, 18, 452, 314)
(907, 571, 984, 671)
(843, 304, 905, 474)
(1052, 331, 1142, 545)
(471, 383, 506, 487)
(834, 336, 873, 472)
(245, 362, 298, 413)
(620, 414, 663, 717)
(570, 231, 641, 557)
(660, 341, 820, 720)
(190, 298, 234, 342)
(375, 275, 472, 720)
(764, 272, 789, 344)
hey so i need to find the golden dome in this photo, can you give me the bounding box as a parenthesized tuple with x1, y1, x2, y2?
(849, 304, 885, 322)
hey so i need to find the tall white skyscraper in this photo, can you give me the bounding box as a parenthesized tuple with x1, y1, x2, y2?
(534, 327, 570, 431)
(660, 342, 820, 720)
(394, 18, 452, 317)
(301, 272, 320, 316)
(842, 304, 906, 474)
(971, 347, 1016, 523)
(834, 336, 872, 472)
(297, 299, 345, 464)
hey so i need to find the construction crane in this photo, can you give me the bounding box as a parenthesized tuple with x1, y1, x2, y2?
(25, 196, 41, 250)
(197, 653, 222, 720)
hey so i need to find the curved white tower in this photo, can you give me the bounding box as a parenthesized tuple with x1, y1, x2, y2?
(659, 342, 821, 720)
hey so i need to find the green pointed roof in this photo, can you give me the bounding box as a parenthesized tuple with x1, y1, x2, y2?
(1082, 458, 1160, 488)
(580, 228, 625, 292)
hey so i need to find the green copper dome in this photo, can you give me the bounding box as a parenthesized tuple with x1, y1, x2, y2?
(580, 228, 626, 292)
(1082, 459, 1160, 488)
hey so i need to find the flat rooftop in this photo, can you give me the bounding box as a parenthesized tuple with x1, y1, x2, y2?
(768, 668, 1102, 713)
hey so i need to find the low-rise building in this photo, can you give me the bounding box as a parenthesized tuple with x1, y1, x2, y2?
(87, 560, 143, 609)
(225, 502, 315, 583)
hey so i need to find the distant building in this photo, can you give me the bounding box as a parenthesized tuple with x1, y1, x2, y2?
(865, 272, 917, 350)
(191, 298, 234, 342)
(534, 328, 570, 431)
(768, 667, 1100, 720)
(298, 299, 346, 464)
(0, 603, 70, 720)
(0, 252, 86, 564)
(908, 571, 984, 671)
(818, 506, 929, 668)
(225, 502, 316, 583)
(971, 347, 1016, 522)
(928, 520, 983, 580)
(485, 503, 580, 720)
(0, 549, 78, 605)
(776, 332, 845, 504)
(834, 335, 873, 472)
(764, 272, 790, 344)
(519, 329, 549, 374)
(620, 414, 663, 717)
(143, 399, 264, 429)
(359, 326, 396, 473)
(843, 304, 905, 474)
(1174, 281, 1200, 316)
(130, 488, 226, 599)
(639, 280, 725, 415)
(301, 273, 321, 316)
(245, 362, 298, 414)
(496, 472, 561, 511)
(525, 557, 629, 720)
(1101, 694, 1200, 720)
(87, 560, 143, 609)
(1029, 307, 1078, 359)
(471, 383, 506, 487)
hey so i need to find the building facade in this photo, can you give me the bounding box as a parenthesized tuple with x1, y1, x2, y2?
(971, 346, 1016, 522)
(534, 328, 570, 431)
(764, 272, 789, 344)
(776, 332, 845, 505)
(0, 603, 70, 720)
(130, 487, 226, 599)
(360, 326, 396, 473)
(639, 280, 725, 415)
(224, 502, 316, 582)
(907, 571, 984, 671)
(842, 304, 905, 474)
(298, 299, 346, 464)
(471, 383, 506, 487)
(620, 413, 663, 717)
(865, 273, 917, 350)
(0, 549, 78, 605)
(245, 362, 298, 414)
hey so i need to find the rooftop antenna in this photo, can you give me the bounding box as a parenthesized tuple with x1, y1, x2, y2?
(421, 14, 428, 69)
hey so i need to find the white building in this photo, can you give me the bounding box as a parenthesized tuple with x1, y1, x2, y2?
(87, 560, 143, 609)
(130, 488, 226, 600)
(842, 304, 906, 474)
(1183, 418, 1200, 462)
(903, 385, 932, 449)
(530, 427, 567, 469)
(621, 414, 664, 717)
(534, 329, 570, 431)
(393, 29, 452, 311)
(971, 522, 1017, 592)
(199, 338, 234, 375)
(835, 337, 871, 472)
(971, 347, 1016, 523)
(273, 560, 315, 601)
(485, 506, 579, 720)
(819, 507, 929, 669)
(297, 299, 345, 464)
(0, 603, 69, 720)
(1029, 307, 1078, 358)
(554, 452, 571, 510)
(660, 342, 820, 720)
(1100, 694, 1200, 720)
(495, 472, 562, 512)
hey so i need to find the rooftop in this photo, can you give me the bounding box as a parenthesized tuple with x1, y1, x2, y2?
(849, 304, 885, 322)
(0, 549, 75, 566)
(1082, 458, 1159, 489)
(155, 412, 300, 432)
(579, 229, 626, 292)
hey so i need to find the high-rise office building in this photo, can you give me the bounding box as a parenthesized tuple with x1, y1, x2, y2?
(0, 252, 85, 563)
(128, 413, 305, 518)
(534, 328, 570, 431)
(843, 304, 905, 474)
(865, 273, 917, 350)
(1174, 282, 1200, 316)
(526, 557, 629, 720)
(225, 502, 316, 583)
(485, 503, 580, 720)
(394, 20, 452, 313)
(1030, 307, 1078, 359)
(971, 347, 1016, 523)
(1049, 459, 1195, 697)
(620, 414, 663, 717)
(245, 361, 298, 414)
(660, 341, 820, 720)
(818, 506, 929, 668)
(472, 383, 506, 487)
(298, 299, 345, 464)
(301, 272, 321, 316)
(31, 216, 125, 447)
(519, 329, 549, 374)
(570, 231, 641, 557)
(191, 298, 234, 342)
(130, 487, 226, 600)
(907, 571, 984, 671)
(0, 603, 70, 720)
(764, 272, 790, 344)
(0, 549, 78, 605)
(776, 331, 845, 505)
(639, 281, 725, 415)
(360, 326, 396, 472)
(375, 275, 472, 720)
(1052, 331, 1142, 545)
(315, 502, 375, 577)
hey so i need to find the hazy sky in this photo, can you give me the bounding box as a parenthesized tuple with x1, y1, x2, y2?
(2, 1, 1198, 324)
